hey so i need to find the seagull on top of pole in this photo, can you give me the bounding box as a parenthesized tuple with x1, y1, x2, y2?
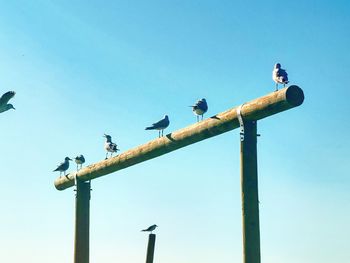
(74, 155, 85, 171)
(103, 134, 119, 160)
(145, 115, 170, 138)
(141, 224, 158, 234)
(53, 157, 72, 177)
(272, 63, 289, 91)
(190, 98, 208, 122)
(0, 91, 16, 114)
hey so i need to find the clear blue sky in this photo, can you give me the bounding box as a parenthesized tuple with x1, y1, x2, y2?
(0, 0, 349, 262)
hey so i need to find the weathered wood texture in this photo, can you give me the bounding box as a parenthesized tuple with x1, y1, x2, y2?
(241, 121, 260, 263)
(74, 180, 91, 263)
(54, 85, 304, 190)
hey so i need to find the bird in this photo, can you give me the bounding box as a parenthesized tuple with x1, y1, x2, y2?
(145, 115, 170, 138)
(0, 91, 16, 114)
(190, 98, 208, 122)
(141, 224, 158, 234)
(104, 134, 119, 159)
(74, 155, 85, 171)
(53, 157, 72, 177)
(272, 63, 289, 91)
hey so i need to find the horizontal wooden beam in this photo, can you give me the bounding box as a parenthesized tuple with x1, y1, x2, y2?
(54, 85, 304, 190)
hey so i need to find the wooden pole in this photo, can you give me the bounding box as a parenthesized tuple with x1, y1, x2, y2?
(145, 234, 156, 263)
(74, 179, 91, 263)
(54, 86, 304, 190)
(240, 121, 260, 263)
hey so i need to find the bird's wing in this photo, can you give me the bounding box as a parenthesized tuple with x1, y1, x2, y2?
(152, 118, 166, 127)
(197, 100, 208, 111)
(54, 162, 64, 171)
(0, 91, 15, 105)
(280, 68, 288, 78)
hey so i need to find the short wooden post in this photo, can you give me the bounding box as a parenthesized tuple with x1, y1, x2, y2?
(74, 179, 91, 263)
(145, 234, 156, 263)
(240, 120, 260, 263)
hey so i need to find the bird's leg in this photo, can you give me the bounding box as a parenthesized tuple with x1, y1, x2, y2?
(197, 115, 199, 122)
(105, 152, 108, 160)
(162, 129, 164, 137)
(275, 83, 278, 91)
(201, 115, 204, 121)
(158, 130, 160, 138)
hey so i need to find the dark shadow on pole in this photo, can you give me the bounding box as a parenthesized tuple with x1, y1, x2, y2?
(240, 120, 260, 263)
(74, 179, 91, 263)
(145, 234, 156, 263)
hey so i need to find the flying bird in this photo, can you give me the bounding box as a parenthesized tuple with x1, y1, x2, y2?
(0, 91, 16, 114)
(145, 115, 170, 138)
(74, 155, 85, 171)
(104, 134, 119, 159)
(141, 224, 158, 234)
(190, 98, 208, 122)
(272, 63, 289, 91)
(53, 157, 72, 177)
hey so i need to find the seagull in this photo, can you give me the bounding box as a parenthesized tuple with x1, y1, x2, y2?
(141, 224, 158, 234)
(145, 115, 170, 138)
(0, 91, 16, 114)
(190, 98, 208, 122)
(53, 157, 72, 177)
(272, 63, 289, 91)
(104, 134, 119, 159)
(74, 155, 85, 171)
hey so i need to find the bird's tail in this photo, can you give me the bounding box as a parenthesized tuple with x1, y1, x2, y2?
(141, 229, 147, 232)
(145, 127, 154, 130)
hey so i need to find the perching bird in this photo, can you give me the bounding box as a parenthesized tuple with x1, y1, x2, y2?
(74, 155, 85, 171)
(145, 115, 170, 138)
(53, 157, 72, 176)
(272, 63, 289, 91)
(190, 98, 208, 122)
(141, 224, 158, 233)
(0, 91, 16, 114)
(104, 134, 119, 159)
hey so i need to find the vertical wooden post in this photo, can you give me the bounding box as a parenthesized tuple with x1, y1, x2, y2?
(240, 120, 261, 263)
(74, 179, 91, 263)
(145, 234, 156, 263)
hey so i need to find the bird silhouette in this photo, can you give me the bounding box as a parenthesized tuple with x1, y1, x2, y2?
(145, 115, 170, 138)
(141, 224, 158, 233)
(272, 63, 289, 91)
(0, 91, 16, 114)
(74, 155, 85, 171)
(190, 98, 208, 122)
(104, 134, 119, 159)
(53, 157, 72, 177)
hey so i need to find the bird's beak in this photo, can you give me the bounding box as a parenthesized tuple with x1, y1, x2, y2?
(68, 158, 72, 161)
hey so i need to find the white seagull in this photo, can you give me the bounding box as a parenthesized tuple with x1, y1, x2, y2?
(74, 155, 85, 171)
(0, 91, 16, 114)
(272, 63, 289, 91)
(104, 134, 119, 159)
(190, 98, 208, 122)
(141, 224, 158, 234)
(53, 157, 72, 177)
(145, 115, 170, 138)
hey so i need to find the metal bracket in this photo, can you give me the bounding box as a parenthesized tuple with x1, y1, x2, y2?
(236, 104, 245, 141)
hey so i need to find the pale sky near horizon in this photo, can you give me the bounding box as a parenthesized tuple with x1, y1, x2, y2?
(0, 1, 349, 262)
